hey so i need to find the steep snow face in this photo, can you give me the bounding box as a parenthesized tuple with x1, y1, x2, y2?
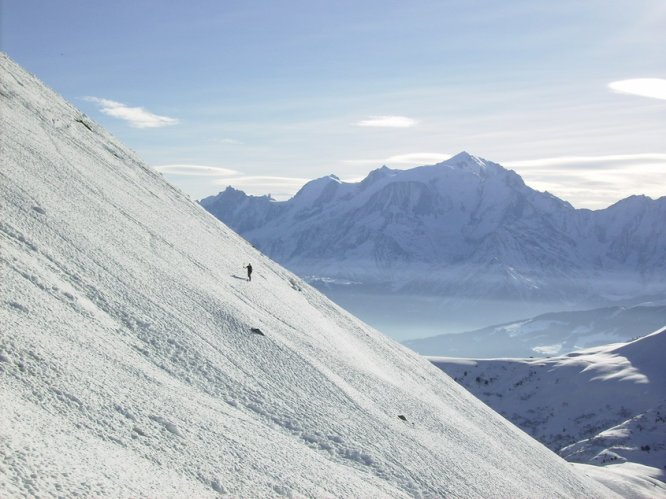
(405, 303, 666, 358)
(0, 54, 613, 497)
(201, 153, 666, 303)
(430, 328, 666, 471)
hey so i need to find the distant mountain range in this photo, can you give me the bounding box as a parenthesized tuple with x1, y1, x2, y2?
(405, 301, 666, 358)
(201, 152, 666, 307)
(430, 327, 666, 485)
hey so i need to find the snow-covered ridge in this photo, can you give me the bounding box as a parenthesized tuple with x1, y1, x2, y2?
(201, 149, 666, 305)
(561, 403, 666, 470)
(0, 53, 614, 496)
(405, 303, 666, 358)
(430, 328, 666, 488)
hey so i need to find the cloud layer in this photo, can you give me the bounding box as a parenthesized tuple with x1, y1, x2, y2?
(504, 153, 666, 169)
(504, 153, 666, 209)
(345, 152, 451, 166)
(608, 79, 666, 101)
(84, 97, 179, 128)
(153, 164, 237, 176)
(356, 116, 417, 127)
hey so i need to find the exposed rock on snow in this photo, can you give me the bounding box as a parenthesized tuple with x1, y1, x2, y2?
(0, 53, 615, 497)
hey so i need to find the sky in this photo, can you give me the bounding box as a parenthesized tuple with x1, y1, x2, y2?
(3, 0, 665, 209)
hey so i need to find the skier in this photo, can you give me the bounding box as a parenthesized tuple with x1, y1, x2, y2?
(244, 263, 253, 281)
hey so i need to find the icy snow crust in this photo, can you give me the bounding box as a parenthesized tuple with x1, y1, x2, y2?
(0, 53, 615, 497)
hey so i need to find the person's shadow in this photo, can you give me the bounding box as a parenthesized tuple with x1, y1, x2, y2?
(232, 274, 249, 281)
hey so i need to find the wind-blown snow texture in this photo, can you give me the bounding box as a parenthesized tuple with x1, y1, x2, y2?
(406, 303, 666, 358)
(431, 328, 666, 489)
(0, 54, 614, 497)
(201, 151, 666, 305)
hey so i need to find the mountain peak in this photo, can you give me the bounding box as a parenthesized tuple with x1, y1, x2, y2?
(450, 150, 477, 161)
(424, 151, 501, 179)
(361, 164, 397, 187)
(292, 173, 343, 205)
(443, 151, 490, 170)
(604, 194, 656, 213)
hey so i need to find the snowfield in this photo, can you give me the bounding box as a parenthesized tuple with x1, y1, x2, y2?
(0, 53, 617, 497)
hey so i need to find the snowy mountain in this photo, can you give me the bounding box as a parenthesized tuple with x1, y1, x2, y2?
(405, 302, 666, 358)
(561, 403, 666, 469)
(0, 53, 619, 497)
(430, 328, 666, 489)
(201, 152, 666, 308)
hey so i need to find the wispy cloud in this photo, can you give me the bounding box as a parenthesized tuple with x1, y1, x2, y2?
(503, 153, 666, 209)
(356, 115, 418, 128)
(504, 153, 666, 169)
(386, 153, 451, 164)
(153, 164, 238, 176)
(84, 97, 179, 128)
(608, 79, 666, 101)
(344, 152, 450, 167)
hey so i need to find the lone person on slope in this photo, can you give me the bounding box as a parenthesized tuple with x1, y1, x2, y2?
(244, 263, 253, 281)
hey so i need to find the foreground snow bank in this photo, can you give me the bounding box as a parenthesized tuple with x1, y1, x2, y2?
(0, 53, 613, 497)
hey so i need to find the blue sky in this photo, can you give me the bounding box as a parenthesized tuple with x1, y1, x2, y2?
(3, 0, 665, 208)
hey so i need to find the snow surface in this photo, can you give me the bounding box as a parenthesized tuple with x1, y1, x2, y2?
(574, 463, 665, 499)
(0, 53, 616, 497)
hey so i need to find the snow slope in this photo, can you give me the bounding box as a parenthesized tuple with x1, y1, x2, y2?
(0, 54, 615, 497)
(430, 328, 666, 485)
(405, 302, 666, 358)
